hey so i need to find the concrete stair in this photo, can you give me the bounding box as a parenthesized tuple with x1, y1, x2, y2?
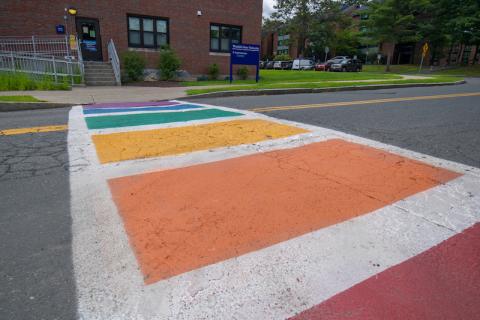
(84, 61, 118, 86)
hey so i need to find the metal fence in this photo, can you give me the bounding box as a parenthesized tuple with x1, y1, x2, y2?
(0, 35, 81, 60)
(0, 36, 84, 84)
(0, 52, 83, 84)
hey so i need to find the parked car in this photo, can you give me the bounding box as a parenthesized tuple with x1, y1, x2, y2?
(329, 59, 363, 72)
(330, 56, 349, 61)
(265, 61, 275, 69)
(259, 61, 265, 69)
(281, 61, 293, 70)
(325, 58, 344, 71)
(314, 63, 327, 71)
(273, 61, 293, 70)
(292, 59, 314, 70)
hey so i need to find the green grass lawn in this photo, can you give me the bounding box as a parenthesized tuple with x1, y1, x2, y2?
(182, 69, 401, 87)
(0, 95, 44, 102)
(0, 72, 71, 91)
(186, 76, 462, 96)
(364, 64, 480, 77)
(430, 65, 480, 77)
(362, 64, 420, 74)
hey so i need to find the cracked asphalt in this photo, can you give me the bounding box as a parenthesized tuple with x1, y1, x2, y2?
(0, 107, 76, 320)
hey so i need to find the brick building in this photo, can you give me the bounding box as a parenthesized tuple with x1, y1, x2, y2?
(0, 0, 263, 76)
(261, 31, 300, 60)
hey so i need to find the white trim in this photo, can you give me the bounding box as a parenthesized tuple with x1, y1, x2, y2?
(209, 52, 230, 57)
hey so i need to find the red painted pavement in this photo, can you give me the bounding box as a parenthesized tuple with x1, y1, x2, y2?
(291, 223, 480, 320)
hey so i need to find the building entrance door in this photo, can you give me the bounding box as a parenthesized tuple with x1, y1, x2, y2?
(76, 17, 103, 61)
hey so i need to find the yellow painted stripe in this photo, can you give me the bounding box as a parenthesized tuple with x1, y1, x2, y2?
(92, 119, 309, 164)
(250, 92, 480, 113)
(0, 125, 68, 136)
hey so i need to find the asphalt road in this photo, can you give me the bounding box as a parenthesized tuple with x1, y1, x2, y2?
(195, 78, 480, 169)
(0, 79, 479, 319)
(0, 107, 76, 320)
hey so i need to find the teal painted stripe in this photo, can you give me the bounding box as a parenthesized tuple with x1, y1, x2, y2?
(85, 108, 243, 129)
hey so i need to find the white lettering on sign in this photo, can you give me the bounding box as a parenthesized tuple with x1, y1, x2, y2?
(232, 44, 260, 52)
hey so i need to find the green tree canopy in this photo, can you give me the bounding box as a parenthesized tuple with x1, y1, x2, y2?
(362, 0, 429, 70)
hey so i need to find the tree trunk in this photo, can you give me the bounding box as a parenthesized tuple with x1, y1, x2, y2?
(385, 53, 391, 72)
(447, 44, 453, 66)
(472, 44, 478, 65)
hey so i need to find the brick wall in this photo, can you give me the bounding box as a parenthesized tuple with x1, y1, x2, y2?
(0, 0, 262, 75)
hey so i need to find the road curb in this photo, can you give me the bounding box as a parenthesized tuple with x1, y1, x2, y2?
(0, 102, 72, 112)
(183, 80, 467, 100)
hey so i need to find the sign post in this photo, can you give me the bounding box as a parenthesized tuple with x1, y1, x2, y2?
(419, 43, 429, 73)
(230, 44, 260, 84)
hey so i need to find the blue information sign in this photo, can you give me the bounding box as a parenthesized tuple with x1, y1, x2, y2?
(230, 44, 260, 83)
(55, 24, 66, 34)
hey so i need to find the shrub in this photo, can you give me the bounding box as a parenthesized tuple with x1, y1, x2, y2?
(274, 54, 291, 61)
(236, 67, 249, 80)
(122, 51, 146, 82)
(208, 63, 220, 80)
(158, 47, 181, 80)
(196, 75, 209, 81)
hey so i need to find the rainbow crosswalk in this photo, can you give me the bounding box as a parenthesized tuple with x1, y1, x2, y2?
(68, 100, 480, 319)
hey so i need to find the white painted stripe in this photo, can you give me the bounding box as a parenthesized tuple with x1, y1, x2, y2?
(83, 102, 181, 110)
(69, 106, 144, 319)
(100, 132, 322, 179)
(83, 106, 213, 117)
(86, 114, 251, 135)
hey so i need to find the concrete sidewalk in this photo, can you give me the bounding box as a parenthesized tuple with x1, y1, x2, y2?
(0, 86, 189, 104)
(0, 75, 432, 105)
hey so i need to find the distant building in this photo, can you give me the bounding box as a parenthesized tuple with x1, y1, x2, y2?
(261, 31, 300, 60)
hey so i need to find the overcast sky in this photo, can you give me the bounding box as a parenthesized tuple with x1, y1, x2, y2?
(263, 0, 276, 18)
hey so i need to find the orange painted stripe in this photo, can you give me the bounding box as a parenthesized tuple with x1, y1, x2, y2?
(109, 139, 460, 284)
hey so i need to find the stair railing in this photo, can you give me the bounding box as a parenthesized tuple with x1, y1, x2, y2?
(107, 39, 121, 85)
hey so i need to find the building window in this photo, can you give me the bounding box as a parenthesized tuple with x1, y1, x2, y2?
(210, 23, 242, 52)
(462, 45, 472, 64)
(128, 14, 169, 48)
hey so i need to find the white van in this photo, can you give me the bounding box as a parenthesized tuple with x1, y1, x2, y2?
(292, 59, 314, 70)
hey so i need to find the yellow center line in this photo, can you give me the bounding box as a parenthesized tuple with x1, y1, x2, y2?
(0, 124, 68, 136)
(250, 92, 480, 113)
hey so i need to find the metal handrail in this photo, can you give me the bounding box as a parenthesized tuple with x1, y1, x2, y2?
(108, 39, 121, 85)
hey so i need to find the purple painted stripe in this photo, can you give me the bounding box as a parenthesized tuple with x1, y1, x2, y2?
(83, 101, 180, 109)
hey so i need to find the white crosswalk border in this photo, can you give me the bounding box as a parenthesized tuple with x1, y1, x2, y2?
(68, 101, 480, 319)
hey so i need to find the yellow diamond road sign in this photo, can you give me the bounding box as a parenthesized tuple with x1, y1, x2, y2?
(422, 43, 429, 56)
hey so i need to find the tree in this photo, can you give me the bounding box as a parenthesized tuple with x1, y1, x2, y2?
(363, 0, 429, 71)
(307, 5, 361, 59)
(442, 0, 480, 64)
(417, 0, 480, 65)
(273, 0, 335, 56)
(341, 0, 368, 7)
